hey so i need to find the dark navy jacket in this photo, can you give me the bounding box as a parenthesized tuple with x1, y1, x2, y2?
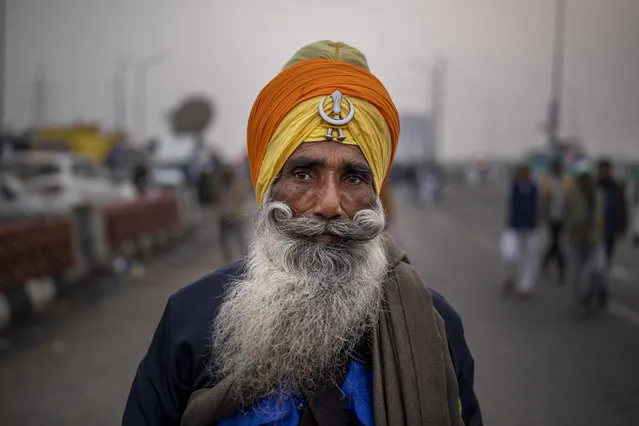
(599, 179, 628, 240)
(508, 181, 539, 231)
(123, 261, 483, 426)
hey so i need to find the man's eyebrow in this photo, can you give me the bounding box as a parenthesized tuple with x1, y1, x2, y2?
(343, 161, 373, 177)
(284, 157, 325, 170)
(283, 157, 372, 178)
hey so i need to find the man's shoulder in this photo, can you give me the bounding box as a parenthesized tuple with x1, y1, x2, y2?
(428, 289, 464, 333)
(163, 261, 245, 344)
(170, 261, 244, 307)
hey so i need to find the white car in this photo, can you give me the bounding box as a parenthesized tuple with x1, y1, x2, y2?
(0, 152, 136, 220)
(151, 164, 188, 188)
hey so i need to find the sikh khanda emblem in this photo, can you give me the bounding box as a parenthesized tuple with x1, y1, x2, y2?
(318, 90, 355, 141)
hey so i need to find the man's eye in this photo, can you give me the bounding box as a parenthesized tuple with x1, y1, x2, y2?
(345, 175, 362, 185)
(294, 171, 311, 181)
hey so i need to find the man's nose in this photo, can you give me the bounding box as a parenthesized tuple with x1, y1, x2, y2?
(312, 179, 347, 220)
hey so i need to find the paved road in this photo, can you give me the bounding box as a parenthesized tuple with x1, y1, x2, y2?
(0, 185, 638, 426)
(437, 183, 639, 316)
(395, 184, 639, 426)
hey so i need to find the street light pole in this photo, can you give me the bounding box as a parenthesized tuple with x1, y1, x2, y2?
(483, 98, 496, 157)
(546, 0, 567, 153)
(133, 53, 164, 142)
(0, 0, 6, 132)
(410, 56, 447, 162)
(430, 55, 447, 161)
(113, 56, 131, 132)
(33, 66, 47, 127)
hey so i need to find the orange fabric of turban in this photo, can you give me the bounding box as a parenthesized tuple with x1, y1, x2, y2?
(246, 59, 400, 200)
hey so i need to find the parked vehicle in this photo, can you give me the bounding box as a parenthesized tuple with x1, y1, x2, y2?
(32, 123, 118, 163)
(151, 163, 188, 189)
(0, 152, 136, 220)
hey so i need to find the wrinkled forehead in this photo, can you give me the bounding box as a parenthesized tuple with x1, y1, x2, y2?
(285, 141, 371, 170)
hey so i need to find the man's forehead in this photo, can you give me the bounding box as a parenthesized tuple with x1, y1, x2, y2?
(286, 141, 370, 167)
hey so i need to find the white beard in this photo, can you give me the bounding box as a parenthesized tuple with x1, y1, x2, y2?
(210, 199, 389, 403)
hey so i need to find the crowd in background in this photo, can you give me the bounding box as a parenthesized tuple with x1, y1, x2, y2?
(502, 157, 633, 315)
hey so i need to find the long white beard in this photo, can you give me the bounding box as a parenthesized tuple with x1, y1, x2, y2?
(211, 200, 389, 403)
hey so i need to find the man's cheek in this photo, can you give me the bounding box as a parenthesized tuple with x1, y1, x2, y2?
(269, 179, 289, 202)
(270, 182, 309, 213)
(345, 187, 377, 212)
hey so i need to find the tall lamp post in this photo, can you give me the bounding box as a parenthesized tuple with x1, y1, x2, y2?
(113, 56, 131, 132)
(546, 0, 567, 153)
(0, 0, 6, 132)
(411, 55, 447, 162)
(134, 53, 165, 142)
(113, 53, 165, 142)
(483, 97, 496, 158)
(430, 55, 447, 161)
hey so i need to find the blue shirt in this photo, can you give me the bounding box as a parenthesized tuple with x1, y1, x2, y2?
(219, 361, 374, 426)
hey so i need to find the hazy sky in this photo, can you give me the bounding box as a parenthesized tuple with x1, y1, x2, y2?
(5, 0, 639, 160)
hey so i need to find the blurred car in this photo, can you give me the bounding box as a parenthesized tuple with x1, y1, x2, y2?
(150, 163, 188, 188)
(0, 151, 136, 220)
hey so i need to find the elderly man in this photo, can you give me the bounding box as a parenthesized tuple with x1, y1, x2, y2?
(123, 41, 482, 426)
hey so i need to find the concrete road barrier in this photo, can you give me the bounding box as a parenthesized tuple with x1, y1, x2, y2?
(104, 192, 180, 256)
(0, 218, 75, 331)
(0, 189, 202, 332)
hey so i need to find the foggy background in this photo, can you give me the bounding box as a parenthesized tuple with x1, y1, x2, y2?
(5, 0, 639, 160)
(1, 2, 639, 425)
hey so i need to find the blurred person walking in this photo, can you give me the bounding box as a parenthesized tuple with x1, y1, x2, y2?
(596, 159, 628, 271)
(217, 166, 249, 264)
(106, 136, 126, 178)
(564, 164, 607, 312)
(133, 162, 149, 195)
(407, 162, 420, 205)
(134, 138, 159, 196)
(418, 162, 439, 205)
(193, 161, 218, 243)
(632, 203, 639, 247)
(632, 170, 639, 246)
(540, 159, 572, 284)
(501, 164, 540, 299)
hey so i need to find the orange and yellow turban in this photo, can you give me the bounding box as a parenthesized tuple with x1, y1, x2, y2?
(247, 49, 400, 206)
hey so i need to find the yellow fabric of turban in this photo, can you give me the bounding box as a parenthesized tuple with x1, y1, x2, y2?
(247, 41, 400, 206)
(256, 96, 392, 205)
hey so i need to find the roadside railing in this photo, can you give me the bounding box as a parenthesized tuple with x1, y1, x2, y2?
(0, 188, 200, 331)
(0, 218, 73, 293)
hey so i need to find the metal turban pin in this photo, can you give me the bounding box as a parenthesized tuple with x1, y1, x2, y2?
(318, 90, 355, 142)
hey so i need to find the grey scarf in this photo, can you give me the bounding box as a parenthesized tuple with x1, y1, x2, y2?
(181, 238, 463, 426)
